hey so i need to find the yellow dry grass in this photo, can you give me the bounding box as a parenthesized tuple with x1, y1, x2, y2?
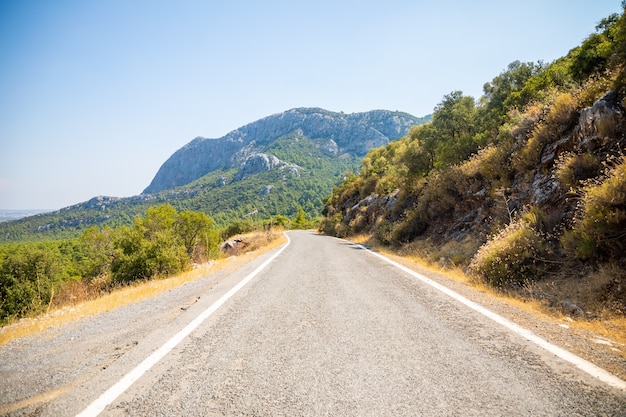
(0, 232, 286, 346)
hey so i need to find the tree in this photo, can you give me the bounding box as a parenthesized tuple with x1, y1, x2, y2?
(110, 204, 189, 283)
(569, 13, 620, 82)
(432, 91, 476, 143)
(292, 206, 308, 229)
(429, 91, 479, 167)
(175, 210, 219, 261)
(269, 214, 291, 228)
(0, 245, 66, 320)
(80, 226, 115, 278)
(482, 61, 541, 117)
(140, 204, 178, 239)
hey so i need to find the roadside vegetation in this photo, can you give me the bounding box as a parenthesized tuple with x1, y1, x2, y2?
(0, 204, 308, 325)
(320, 5, 626, 319)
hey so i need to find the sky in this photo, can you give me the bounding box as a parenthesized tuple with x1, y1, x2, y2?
(0, 0, 622, 210)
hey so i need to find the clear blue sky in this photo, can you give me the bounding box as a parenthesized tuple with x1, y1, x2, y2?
(0, 0, 622, 210)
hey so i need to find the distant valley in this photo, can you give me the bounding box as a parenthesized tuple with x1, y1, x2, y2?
(0, 209, 52, 223)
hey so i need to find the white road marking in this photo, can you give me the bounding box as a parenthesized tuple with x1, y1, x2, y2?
(76, 234, 291, 417)
(356, 243, 626, 392)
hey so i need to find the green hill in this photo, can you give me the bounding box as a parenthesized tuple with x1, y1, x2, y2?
(320, 6, 626, 316)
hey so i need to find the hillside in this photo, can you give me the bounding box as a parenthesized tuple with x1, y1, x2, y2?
(0, 109, 427, 242)
(320, 7, 626, 316)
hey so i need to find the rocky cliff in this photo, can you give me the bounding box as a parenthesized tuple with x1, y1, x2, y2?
(332, 91, 625, 246)
(143, 108, 423, 194)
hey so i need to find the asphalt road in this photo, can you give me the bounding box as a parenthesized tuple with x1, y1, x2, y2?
(1, 230, 625, 416)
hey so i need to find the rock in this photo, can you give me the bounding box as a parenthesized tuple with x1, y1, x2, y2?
(259, 185, 273, 195)
(562, 300, 585, 317)
(540, 136, 571, 167)
(280, 164, 301, 179)
(314, 138, 339, 155)
(531, 173, 560, 207)
(574, 90, 624, 152)
(385, 189, 400, 212)
(234, 153, 281, 180)
(221, 238, 247, 251)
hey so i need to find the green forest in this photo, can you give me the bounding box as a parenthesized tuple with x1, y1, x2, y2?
(0, 204, 310, 324)
(320, 5, 626, 316)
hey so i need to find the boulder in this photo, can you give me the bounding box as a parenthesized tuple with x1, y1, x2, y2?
(574, 90, 624, 152)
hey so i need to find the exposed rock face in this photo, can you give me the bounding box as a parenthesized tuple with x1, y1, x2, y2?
(574, 90, 624, 152)
(143, 108, 422, 194)
(332, 90, 625, 247)
(234, 153, 281, 180)
(259, 185, 273, 195)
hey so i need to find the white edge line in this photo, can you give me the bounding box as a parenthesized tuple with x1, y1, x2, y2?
(76, 233, 291, 417)
(353, 242, 626, 392)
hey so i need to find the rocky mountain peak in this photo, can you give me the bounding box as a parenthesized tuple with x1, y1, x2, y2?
(142, 108, 424, 194)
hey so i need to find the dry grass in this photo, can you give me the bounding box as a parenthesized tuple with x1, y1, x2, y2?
(0, 232, 286, 346)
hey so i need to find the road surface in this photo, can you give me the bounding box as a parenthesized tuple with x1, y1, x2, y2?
(1, 230, 625, 416)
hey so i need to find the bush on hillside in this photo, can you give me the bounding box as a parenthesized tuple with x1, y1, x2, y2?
(108, 205, 218, 283)
(555, 153, 603, 189)
(221, 219, 256, 240)
(513, 93, 579, 171)
(562, 156, 626, 260)
(390, 211, 428, 245)
(469, 210, 551, 289)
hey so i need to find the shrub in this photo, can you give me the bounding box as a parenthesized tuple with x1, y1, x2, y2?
(80, 226, 115, 279)
(459, 144, 513, 189)
(575, 72, 616, 107)
(390, 211, 428, 245)
(221, 219, 256, 239)
(469, 216, 550, 289)
(347, 209, 368, 234)
(110, 205, 206, 283)
(318, 213, 340, 236)
(513, 93, 579, 171)
(269, 214, 290, 228)
(417, 167, 464, 220)
(0, 245, 67, 322)
(292, 206, 309, 229)
(562, 156, 626, 259)
(546, 93, 578, 128)
(555, 153, 603, 189)
(511, 104, 543, 141)
(373, 220, 394, 245)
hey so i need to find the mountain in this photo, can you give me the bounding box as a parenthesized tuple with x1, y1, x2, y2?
(0, 108, 428, 242)
(144, 108, 423, 194)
